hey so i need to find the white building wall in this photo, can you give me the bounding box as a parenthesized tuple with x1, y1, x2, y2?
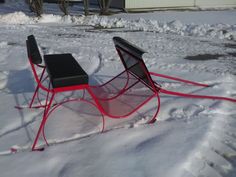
(122, 0, 236, 9)
(196, 0, 236, 8)
(125, 0, 194, 9)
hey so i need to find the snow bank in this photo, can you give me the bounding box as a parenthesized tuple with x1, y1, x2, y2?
(37, 14, 74, 24)
(0, 12, 235, 40)
(0, 11, 32, 24)
(85, 16, 236, 40)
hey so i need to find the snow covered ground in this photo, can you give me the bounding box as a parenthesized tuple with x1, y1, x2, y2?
(0, 1, 236, 177)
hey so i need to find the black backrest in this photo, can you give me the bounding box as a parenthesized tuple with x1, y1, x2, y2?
(27, 35, 42, 64)
(26, 40, 30, 59)
(113, 37, 155, 89)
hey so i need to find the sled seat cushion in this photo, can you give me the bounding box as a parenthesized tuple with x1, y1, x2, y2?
(44, 53, 88, 88)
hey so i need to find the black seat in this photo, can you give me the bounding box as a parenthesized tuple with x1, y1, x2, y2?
(27, 35, 43, 64)
(44, 54, 88, 88)
(27, 35, 88, 89)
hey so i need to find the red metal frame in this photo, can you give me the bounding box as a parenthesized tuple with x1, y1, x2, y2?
(116, 47, 157, 92)
(90, 70, 130, 101)
(27, 43, 161, 151)
(150, 72, 236, 103)
(28, 56, 98, 151)
(86, 46, 161, 122)
(23, 36, 236, 152)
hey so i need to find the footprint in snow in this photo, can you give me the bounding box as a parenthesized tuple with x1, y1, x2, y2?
(168, 104, 205, 121)
(0, 70, 9, 91)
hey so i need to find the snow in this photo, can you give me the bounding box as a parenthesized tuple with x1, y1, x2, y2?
(113, 10, 236, 25)
(1, 11, 236, 40)
(0, 1, 236, 177)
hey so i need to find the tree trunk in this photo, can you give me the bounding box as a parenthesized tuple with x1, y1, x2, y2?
(83, 0, 89, 16)
(29, 0, 43, 17)
(99, 0, 112, 15)
(58, 0, 69, 16)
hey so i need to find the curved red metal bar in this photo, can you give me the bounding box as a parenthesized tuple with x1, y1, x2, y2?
(35, 76, 49, 108)
(29, 57, 93, 150)
(150, 71, 236, 103)
(41, 98, 105, 147)
(27, 34, 236, 153)
(87, 78, 159, 119)
(25, 36, 162, 151)
(85, 45, 161, 120)
(150, 72, 209, 87)
(90, 70, 130, 101)
(148, 93, 161, 124)
(29, 58, 53, 93)
(160, 88, 236, 103)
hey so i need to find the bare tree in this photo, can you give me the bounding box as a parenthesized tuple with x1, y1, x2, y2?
(83, 0, 89, 16)
(58, 0, 69, 15)
(58, 0, 89, 16)
(98, 0, 112, 15)
(27, 0, 43, 16)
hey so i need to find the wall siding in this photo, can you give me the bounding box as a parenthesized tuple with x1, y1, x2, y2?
(196, 0, 236, 7)
(121, 0, 236, 9)
(125, 0, 194, 9)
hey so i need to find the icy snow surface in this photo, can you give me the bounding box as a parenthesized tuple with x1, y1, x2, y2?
(0, 1, 236, 177)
